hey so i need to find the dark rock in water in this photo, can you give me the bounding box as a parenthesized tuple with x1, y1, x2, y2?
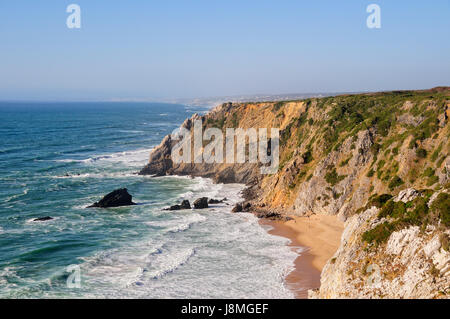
(166, 204, 182, 211)
(88, 188, 136, 208)
(33, 216, 53, 222)
(243, 202, 252, 212)
(180, 200, 191, 209)
(231, 203, 243, 213)
(208, 198, 225, 204)
(193, 197, 209, 209)
(164, 200, 191, 211)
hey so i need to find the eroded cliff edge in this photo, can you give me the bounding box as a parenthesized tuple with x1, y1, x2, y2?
(141, 87, 450, 298)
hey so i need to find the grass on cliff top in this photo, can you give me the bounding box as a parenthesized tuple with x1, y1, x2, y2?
(278, 90, 446, 158)
(317, 91, 446, 158)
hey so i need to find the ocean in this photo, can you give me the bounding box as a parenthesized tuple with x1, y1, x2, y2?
(0, 102, 296, 298)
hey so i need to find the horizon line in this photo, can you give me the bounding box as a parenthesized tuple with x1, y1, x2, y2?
(0, 86, 448, 104)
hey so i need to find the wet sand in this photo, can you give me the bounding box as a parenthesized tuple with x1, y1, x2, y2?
(260, 215, 344, 298)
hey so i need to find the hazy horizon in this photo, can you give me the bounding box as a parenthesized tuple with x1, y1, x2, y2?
(1, 1, 449, 101)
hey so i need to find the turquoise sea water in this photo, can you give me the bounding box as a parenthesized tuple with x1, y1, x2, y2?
(0, 102, 296, 298)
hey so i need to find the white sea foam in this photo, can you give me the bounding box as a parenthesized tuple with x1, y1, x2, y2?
(25, 216, 59, 224)
(51, 172, 140, 179)
(132, 247, 196, 284)
(145, 213, 207, 234)
(53, 148, 153, 168)
(0, 267, 19, 287)
(23, 178, 298, 299)
(4, 188, 28, 203)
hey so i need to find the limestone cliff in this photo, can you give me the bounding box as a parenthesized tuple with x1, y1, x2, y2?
(309, 189, 449, 298)
(140, 87, 450, 298)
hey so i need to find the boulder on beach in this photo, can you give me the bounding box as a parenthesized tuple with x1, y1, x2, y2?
(88, 188, 136, 208)
(193, 197, 209, 209)
(254, 211, 293, 221)
(33, 216, 53, 222)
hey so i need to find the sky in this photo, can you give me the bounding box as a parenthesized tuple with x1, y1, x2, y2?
(0, 0, 449, 101)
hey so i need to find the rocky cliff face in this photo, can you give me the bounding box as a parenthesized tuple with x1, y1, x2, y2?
(309, 189, 449, 298)
(141, 87, 450, 298)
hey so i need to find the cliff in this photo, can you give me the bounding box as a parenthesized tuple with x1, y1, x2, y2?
(140, 87, 450, 298)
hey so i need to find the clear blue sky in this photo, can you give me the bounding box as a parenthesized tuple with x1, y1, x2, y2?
(0, 0, 449, 101)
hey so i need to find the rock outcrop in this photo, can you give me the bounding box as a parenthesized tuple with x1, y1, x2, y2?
(88, 188, 136, 208)
(309, 190, 450, 299)
(208, 198, 226, 204)
(193, 197, 209, 209)
(165, 200, 191, 211)
(231, 203, 242, 213)
(33, 216, 53, 222)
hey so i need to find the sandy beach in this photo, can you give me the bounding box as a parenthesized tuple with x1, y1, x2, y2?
(261, 214, 344, 299)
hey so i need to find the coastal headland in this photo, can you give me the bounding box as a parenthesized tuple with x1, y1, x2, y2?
(141, 87, 450, 298)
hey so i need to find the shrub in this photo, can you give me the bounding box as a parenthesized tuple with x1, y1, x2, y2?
(440, 233, 449, 252)
(430, 143, 443, 162)
(339, 156, 352, 167)
(430, 193, 450, 227)
(423, 167, 435, 177)
(370, 143, 381, 156)
(437, 156, 445, 168)
(392, 147, 399, 155)
(325, 168, 346, 186)
(362, 222, 396, 245)
(369, 194, 393, 208)
(416, 148, 427, 158)
(388, 176, 404, 190)
(427, 175, 439, 186)
(367, 169, 375, 177)
(231, 113, 239, 128)
(404, 197, 429, 226)
(377, 199, 407, 219)
(377, 160, 386, 171)
(409, 139, 417, 149)
(302, 150, 313, 164)
(273, 102, 285, 112)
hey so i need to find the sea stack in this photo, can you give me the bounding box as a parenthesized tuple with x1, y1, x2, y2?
(88, 188, 136, 208)
(193, 197, 209, 209)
